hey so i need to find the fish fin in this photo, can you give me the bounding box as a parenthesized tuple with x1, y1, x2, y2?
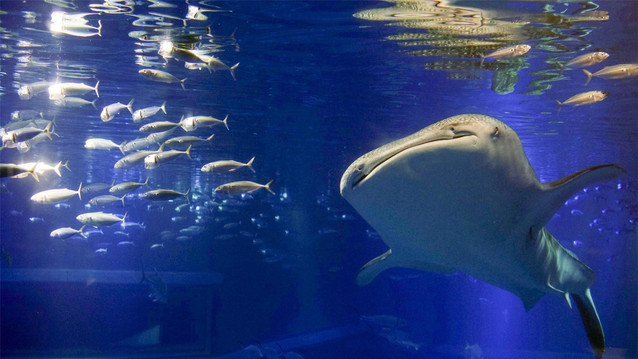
(264, 179, 275, 195)
(127, 98, 135, 114)
(583, 69, 593, 85)
(120, 195, 125, 206)
(53, 161, 62, 177)
(122, 212, 128, 226)
(246, 156, 256, 173)
(78, 225, 87, 239)
(356, 249, 394, 286)
(205, 133, 215, 144)
(185, 145, 192, 159)
(44, 121, 53, 140)
(90, 98, 98, 110)
(184, 188, 191, 204)
(518, 289, 546, 312)
(94, 80, 100, 98)
(119, 141, 127, 155)
(77, 182, 83, 200)
(28, 163, 40, 182)
(97, 19, 102, 37)
(180, 78, 187, 90)
(554, 99, 562, 113)
(479, 54, 485, 66)
(229, 62, 239, 80)
(222, 114, 229, 130)
(558, 63, 565, 75)
(536, 164, 625, 226)
(143, 176, 149, 186)
(160, 101, 167, 114)
(565, 292, 573, 309)
(572, 290, 605, 359)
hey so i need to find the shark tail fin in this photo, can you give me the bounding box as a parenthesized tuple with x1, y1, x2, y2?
(572, 289, 605, 359)
(356, 249, 394, 286)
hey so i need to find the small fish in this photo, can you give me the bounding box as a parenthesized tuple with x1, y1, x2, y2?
(215, 180, 275, 195)
(81, 181, 114, 196)
(50, 19, 102, 37)
(101, 99, 135, 122)
(197, 55, 239, 80)
(180, 114, 229, 132)
(89, 194, 125, 206)
(144, 145, 191, 169)
(201, 157, 255, 173)
(150, 243, 164, 250)
(18, 81, 50, 100)
(11, 110, 43, 121)
(85, 138, 127, 154)
(2, 121, 53, 148)
(141, 188, 190, 201)
(555, 90, 609, 112)
(54, 97, 98, 109)
(560, 51, 609, 74)
(110, 177, 149, 195)
(114, 150, 160, 169)
(162, 133, 214, 149)
(139, 120, 181, 133)
(31, 183, 82, 204)
(17, 160, 70, 178)
(139, 69, 187, 90)
(29, 217, 45, 223)
(95, 248, 108, 255)
(480, 44, 531, 65)
(132, 101, 167, 122)
(48, 80, 99, 100)
(76, 211, 126, 227)
(583, 63, 638, 85)
(50, 225, 86, 239)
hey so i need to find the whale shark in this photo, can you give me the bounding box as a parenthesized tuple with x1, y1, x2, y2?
(340, 114, 625, 358)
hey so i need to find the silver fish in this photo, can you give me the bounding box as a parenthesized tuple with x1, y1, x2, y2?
(132, 101, 167, 122)
(162, 133, 214, 149)
(31, 183, 82, 204)
(201, 157, 255, 173)
(50, 225, 86, 239)
(583, 63, 638, 85)
(110, 177, 149, 195)
(139, 120, 181, 133)
(0, 163, 38, 181)
(48, 80, 99, 100)
(76, 211, 126, 227)
(144, 145, 191, 169)
(115, 150, 160, 169)
(101, 99, 135, 122)
(138, 69, 186, 90)
(180, 114, 229, 132)
(141, 188, 190, 201)
(85, 138, 126, 154)
(480, 44, 531, 66)
(561, 52, 609, 74)
(555, 90, 609, 112)
(215, 180, 275, 195)
(89, 194, 125, 206)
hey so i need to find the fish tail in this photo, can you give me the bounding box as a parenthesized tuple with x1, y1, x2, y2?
(143, 176, 149, 187)
(94, 80, 100, 98)
(555, 99, 562, 113)
(229, 62, 239, 81)
(44, 120, 54, 140)
(90, 98, 98, 110)
(77, 182, 83, 200)
(264, 179, 275, 195)
(480, 54, 485, 66)
(180, 78, 187, 90)
(120, 195, 125, 206)
(97, 19, 102, 37)
(61, 159, 70, 172)
(119, 141, 127, 155)
(185, 145, 192, 159)
(558, 63, 565, 76)
(583, 69, 593, 85)
(222, 114, 229, 130)
(53, 161, 63, 177)
(247, 156, 256, 173)
(205, 133, 215, 145)
(28, 163, 40, 182)
(127, 98, 135, 114)
(160, 101, 167, 114)
(78, 225, 87, 239)
(184, 188, 191, 204)
(122, 211, 128, 226)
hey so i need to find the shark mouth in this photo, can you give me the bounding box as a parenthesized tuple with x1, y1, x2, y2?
(351, 131, 475, 188)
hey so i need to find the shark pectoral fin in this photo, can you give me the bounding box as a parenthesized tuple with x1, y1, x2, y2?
(356, 249, 393, 286)
(537, 164, 625, 225)
(571, 289, 605, 359)
(356, 249, 455, 286)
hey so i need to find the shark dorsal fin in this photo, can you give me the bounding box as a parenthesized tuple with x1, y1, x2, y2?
(535, 164, 625, 226)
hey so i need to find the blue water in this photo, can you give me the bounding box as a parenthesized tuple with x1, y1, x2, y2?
(1, 1, 636, 358)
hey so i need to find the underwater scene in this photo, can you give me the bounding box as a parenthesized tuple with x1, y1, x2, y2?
(0, 0, 636, 358)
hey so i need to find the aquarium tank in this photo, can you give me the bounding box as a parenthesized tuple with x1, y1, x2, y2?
(0, 1, 636, 358)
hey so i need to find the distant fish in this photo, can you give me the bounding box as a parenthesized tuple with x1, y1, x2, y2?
(76, 211, 126, 227)
(215, 180, 275, 195)
(85, 138, 127, 154)
(0, 163, 39, 181)
(50, 19, 102, 37)
(81, 181, 114, 196)
(110, 177, 149, 195)
(11, 160, 69, 179)
(201, 157, 255, 173)
(559, 52, 609, 74)
(53, 97, 98, 109)
(138, 120, 181, 133)
(132, 101, 167, 122)
(555, 90, 609, 112)
(11, 110, 43, 121)
(101, 99, 135, 122)
(31, 183, 82, 204)
(50, 225, 87, 239)
(583, 63, 638, 85)
(480, 44, 531, 66)
(2, 121, 53, 148)
(89, 194, 125, 206)
(138, 69, 186, 90)
(114, 149, 161, 169)
(141, 188, 190, 202)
